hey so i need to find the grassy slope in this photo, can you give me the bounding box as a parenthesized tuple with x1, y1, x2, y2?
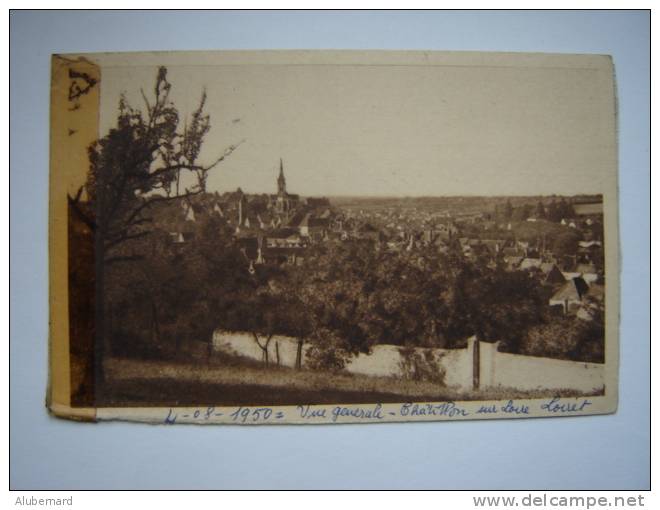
(98, 357, 598, 407)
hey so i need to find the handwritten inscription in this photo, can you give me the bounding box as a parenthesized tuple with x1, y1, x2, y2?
(400, 402, 469, 418)
(163, 397, 595, 424)
(476, 404, 498, 414)
(165, 406, 221, 424)
(501, 400, 529, 415)
(332, 403, 383, 422)
(230, 407, 275, 423)
(476, 400, 530, 415)
(540, 397, 592, 413)
(296, 405, 327, 419)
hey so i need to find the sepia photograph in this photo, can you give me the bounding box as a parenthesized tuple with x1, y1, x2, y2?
(12, 8, 650, 493)
(48, 50, 619, 424)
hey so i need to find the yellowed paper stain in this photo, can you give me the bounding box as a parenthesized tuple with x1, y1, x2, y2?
(48, 55, 100, 420)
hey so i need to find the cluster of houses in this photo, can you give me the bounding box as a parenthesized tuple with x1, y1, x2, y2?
(376, 230, 604, 322)
(154, 162, 605, 323)
(500, 239, 603, 321)
(159, 162, 341, 268)
(420, 228, 604, 322)
(336, 198, 605, 322)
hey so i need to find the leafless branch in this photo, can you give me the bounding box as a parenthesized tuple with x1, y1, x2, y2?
(206, 139, 246, 171)
(140, 88, 152, 117)
(123, 188, 203, 228)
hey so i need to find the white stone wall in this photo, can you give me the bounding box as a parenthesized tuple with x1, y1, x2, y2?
(212, 330, 604, 394)
(479, 341, 604, 393)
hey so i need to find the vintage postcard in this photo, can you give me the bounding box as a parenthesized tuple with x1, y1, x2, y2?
(48, 50, 619, 424)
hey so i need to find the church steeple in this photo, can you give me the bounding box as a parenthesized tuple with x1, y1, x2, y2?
(277, 158, 286, 195)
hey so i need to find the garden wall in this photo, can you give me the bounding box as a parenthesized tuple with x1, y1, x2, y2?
(212, 330, 604, 393)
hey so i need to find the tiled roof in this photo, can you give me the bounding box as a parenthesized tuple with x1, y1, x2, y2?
(550, 277, 589, 302)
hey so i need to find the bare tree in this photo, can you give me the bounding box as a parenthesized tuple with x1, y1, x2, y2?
(68, 66, 242, 382)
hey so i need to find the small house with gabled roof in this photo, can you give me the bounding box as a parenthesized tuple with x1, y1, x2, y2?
(548, 276, 590, 314)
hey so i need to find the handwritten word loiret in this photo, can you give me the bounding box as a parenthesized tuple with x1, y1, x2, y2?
(540, 397, 592, 413)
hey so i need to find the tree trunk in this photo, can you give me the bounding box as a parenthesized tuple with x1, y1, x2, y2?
(106, 300, 113, 355)
(295, 338, 304, 370)
(252, 332, 273, 367)
(206, 339, 213, 364)
(150, 298, 161, 345)
(94, 234, 106, 389)
(275, 341, 280, 366)
(472, 334, 481, 391)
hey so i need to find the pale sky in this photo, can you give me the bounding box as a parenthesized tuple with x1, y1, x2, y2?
(97, 52, 616, 197)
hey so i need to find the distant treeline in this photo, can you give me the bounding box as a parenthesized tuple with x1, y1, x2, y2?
(330, 195, 603, 214)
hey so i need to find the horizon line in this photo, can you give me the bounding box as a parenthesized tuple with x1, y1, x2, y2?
(208, 189, 604, 199)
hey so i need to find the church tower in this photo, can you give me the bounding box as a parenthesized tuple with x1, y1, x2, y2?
(277, 158, 286, 195)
